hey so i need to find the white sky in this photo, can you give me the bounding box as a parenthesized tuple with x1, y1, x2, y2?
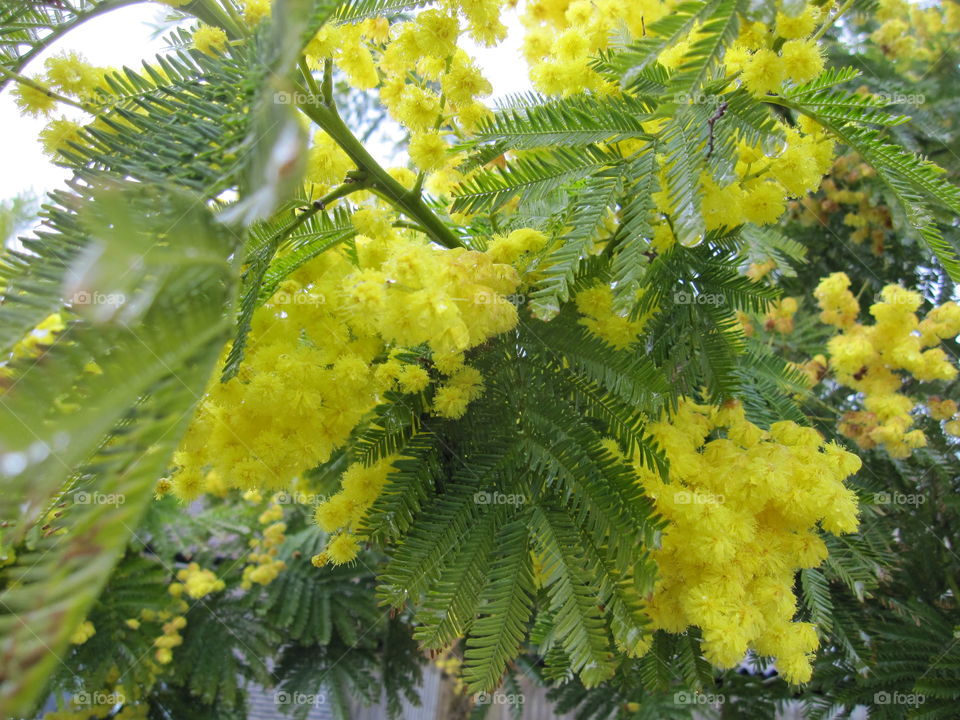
(0, 5, 530, 202)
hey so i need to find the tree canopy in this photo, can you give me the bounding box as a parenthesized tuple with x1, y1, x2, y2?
(1, 0, 959, 718)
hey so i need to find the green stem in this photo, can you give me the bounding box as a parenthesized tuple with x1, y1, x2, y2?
(297, 95, 463, 249)
(0, 67, 86, 111)
(300, 58, 322, 103)
(393, 220, 428, 233)
(321, 58, 335, 108)
(812, 0, 856, 41)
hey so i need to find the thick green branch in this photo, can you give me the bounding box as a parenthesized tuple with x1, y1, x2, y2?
(0, 66, 85, 110)
(295, 85, 463, 250)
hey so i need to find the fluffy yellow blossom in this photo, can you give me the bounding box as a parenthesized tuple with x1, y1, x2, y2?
(575, 284, 651, 349)
(742, 180, 787, 225)
(741, 49, 785, 96)
(393, 86, 442, 131)
(327, 533, 361, 565)
(776, 6, 819, 39)
(70, 621, 96, 645)
(44, 52, 101, 99)
(313, 455, 397, 566)
(176, 563, 225, 599)
(442, 52, 493, 107)
(306, 130, 354, 187)
(243, 0, 271, 26)
(764, 297, 799, 334)
(433, 383, 472, 418)
(780, 39, 824, 83)
(928, 397, 958, 421)
(814, 272, 859, 328)
(485, 227, 548, 264)
(192, 25, 228, 55)
(39, 118, 84, 158)
(409, 132, 449, 172)
(13, 80, 57, 117)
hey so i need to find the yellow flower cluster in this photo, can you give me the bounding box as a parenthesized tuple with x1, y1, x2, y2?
(763, 297, 799, 334)
(3, 313, 65, 372)
(649, 119, 835, 240)
(521, 0, 632, 96)
(243, 0, 272, 26)
(171, 226, 523, 499)
(300, 3, 501, 187)
(313, 456, 397, 565)
(192, 24, 228, 55)
(489, 3, 809, 256)
(865, 0, 960, 63)
(69, 620, 96, 645)
(928, 397, 960, 438)
(240, 501, 288, 588)
(11, 51, 110, 157)
(634, 399, 861, 684)
(575, 284, 651, 349)
(485, 227, 548, 266)
(520, 0, 828, 100)
(170, 562, 226, 600)
(815, 273, 960, 457)
(723, 3, 826, 97)
(152, 615, 187, 665)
